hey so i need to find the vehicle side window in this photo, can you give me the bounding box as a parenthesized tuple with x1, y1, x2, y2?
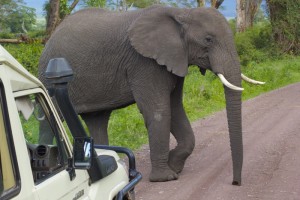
(0, 82, 19, 199)
(15, 93, 68, 184)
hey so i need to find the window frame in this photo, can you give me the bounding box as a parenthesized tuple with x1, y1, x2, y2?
(0, 80, 21, 200)
(15, 91, 70, 185)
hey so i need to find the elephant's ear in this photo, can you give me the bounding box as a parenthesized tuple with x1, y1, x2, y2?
(128, 7, 189, 77)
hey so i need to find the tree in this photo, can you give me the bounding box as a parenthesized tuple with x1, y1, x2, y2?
(0, 0, 36, 33)
(236, 0, 246, 32)
(266, 0, 300, 54)
(210, 0, 224, 9)
(196, 0, 224, 8)
(44, 0, 79, 37)
(236, 0, 262, 32)
(245, 0, 262, 27)
(197, 0, 206, 7)
(45, 0, 60, 36)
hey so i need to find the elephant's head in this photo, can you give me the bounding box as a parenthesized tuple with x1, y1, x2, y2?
(129, 6, 264, 185)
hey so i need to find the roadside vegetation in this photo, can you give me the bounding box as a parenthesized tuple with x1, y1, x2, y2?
(1, 0, 300, 150)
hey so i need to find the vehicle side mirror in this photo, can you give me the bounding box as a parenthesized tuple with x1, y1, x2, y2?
(73, 137, 93, 169)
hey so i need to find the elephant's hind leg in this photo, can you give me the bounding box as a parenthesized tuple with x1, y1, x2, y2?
(81, 110, 112, 145)
(169, 114, 195, 174)
(169, 78, 195, 173)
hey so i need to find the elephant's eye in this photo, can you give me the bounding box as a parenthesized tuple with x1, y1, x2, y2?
(204, 36, 213, 46)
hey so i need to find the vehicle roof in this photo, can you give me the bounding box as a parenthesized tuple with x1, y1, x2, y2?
(0, 45, 44, 92)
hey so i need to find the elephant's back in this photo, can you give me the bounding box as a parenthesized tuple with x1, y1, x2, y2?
(42, 8, 140, 58)
(39, 9, 142, 113)
(56, 8, 139, 37)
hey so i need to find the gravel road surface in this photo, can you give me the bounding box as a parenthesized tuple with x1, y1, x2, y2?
(134, 82, 300, 200)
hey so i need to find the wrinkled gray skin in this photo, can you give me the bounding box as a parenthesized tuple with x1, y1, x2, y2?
(39, 6, 243, 184)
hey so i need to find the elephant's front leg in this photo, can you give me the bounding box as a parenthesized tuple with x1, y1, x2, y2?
(144, 105, 178, 182)
(169, 77, 195, 173)
(129, 74, 178, 181)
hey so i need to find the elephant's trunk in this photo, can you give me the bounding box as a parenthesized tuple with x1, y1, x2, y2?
(209, 31, 245, 185)
(224, 86, 243, 185)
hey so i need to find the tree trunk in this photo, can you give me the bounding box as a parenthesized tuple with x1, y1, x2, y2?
(46, 0, 60, 37)
(236, 0, 262, 32)
(0, 39, 22, 44)
(69, 0, 79, 12)
(245, 0, 262, 28)
(211, 0, 224, 9)
(236, 0, 246, 32)
(197, 0, 206, 7)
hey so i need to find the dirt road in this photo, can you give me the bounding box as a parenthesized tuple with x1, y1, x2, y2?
(134, 82, 300, 200)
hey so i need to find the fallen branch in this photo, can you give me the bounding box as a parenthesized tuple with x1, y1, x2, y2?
(0, 35, 45, 44)
(0, 38, 23, 44)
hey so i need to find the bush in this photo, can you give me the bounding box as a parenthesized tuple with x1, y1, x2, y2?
(234, 22, 280, 66)
(4, 43, 44, 76)
(28, 30, 46, 38)
(267, 0, 300, 54)
(0, 32, 15, 39)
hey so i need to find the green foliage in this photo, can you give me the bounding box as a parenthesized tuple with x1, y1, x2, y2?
(0, 32, 15, 39)
(234, 22, 280, 66)
(0, 30, 45, 40)
(240, 56, 300, 100)
(0, 0, 36, 33)
(266, 0, 300, 54)
(108, 104, 148, 149)
(126, 0, 158, 8)
(20, 114, 39, 144)
(4, 43, 44, 76)
(27, 30, 46, 38)
(228, 19, 237, 35)
(7, 5, 36, 33)
(60, 0, 72, 18)
(83, 0, 106, 7)
(183, 68, 225, 121)
(43, 0, 69, 22)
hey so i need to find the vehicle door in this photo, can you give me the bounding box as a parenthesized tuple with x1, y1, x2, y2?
(14, 90, 91, 200)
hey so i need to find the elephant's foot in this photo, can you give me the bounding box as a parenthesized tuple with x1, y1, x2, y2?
(168, 148, 190, 173)
(149, 167, 178, 182)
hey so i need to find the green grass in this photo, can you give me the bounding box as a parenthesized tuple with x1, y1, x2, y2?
(240, 56, 300, 99)
(107, 56, 300, 150)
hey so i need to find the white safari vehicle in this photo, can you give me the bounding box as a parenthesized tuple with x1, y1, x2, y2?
(0, 45, 141, 200)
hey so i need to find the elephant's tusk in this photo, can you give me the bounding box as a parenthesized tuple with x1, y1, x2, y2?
(241, 74, 265, 85)
(217, 74, 244, 91)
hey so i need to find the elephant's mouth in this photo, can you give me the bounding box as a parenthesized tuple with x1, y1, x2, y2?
(199, 67, 207, 76)
(218, 73, 265, 91)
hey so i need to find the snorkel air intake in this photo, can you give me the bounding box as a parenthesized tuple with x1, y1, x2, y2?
(44, 58, 118, 183)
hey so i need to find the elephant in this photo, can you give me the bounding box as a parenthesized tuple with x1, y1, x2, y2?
(38, 5, 264, 184)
